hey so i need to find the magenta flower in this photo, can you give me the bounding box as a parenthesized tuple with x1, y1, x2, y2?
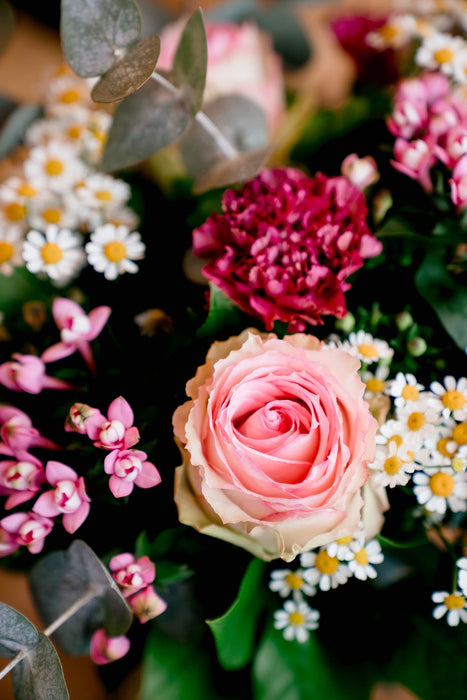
(0, 405, 60, 459)
(0, 511, 54, 555)
(89, 629, 130, 665)
(84, 396, 140, 450)
(109, 553, 156, 597)
(391, 136, 437, 193)
(0, 353, 77, 394)
(41, 298, 111, 375)
(32, 461, 90, 534)
(450, 153, 467, 208)
(128, 584, 167, 623)
(0, 458, 45, 510)
(192, 167, 382, 331)
(104, 448, 161, 498)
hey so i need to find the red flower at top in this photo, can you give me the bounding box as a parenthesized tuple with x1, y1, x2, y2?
(192, 167, 382, 332)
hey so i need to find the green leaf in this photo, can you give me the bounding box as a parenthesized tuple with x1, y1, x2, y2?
(192, 146, 269, 195)
(11, 632, 69, 700)
(0, 0, 15, 56)
(0, 103, 42, 159)
(414, 248, 467, 352)
(195, 284, 248, 338)
(172, 8, 207, 117)
(207, 558, 266, 670)
(91, 33, 161, 103)
(28, 540, 132, 656)
(0, 603, 39, 659)
(100, 76, 192, 172)
(60, 0, 142, 78)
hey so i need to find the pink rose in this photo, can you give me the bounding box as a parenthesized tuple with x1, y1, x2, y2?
(172, 328, 384, 562)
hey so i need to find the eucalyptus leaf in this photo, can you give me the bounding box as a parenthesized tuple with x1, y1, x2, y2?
(207, 558, 266, 670)
(193, 147, 269, 195)
(11, 632, 69, 700)
(60, 0, 142, 78)
(28, 540, 132, 656)
(172, 8, 207, 117)
(91, 33, 161, 103)
(0, 603, 39, 659)
(100, 76, 192, 172)
(0, 103, 43, 160)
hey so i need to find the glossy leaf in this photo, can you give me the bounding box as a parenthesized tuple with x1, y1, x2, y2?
(100, 76, 192, 172)
(28, 540, 132, 656)
(207, 558, 266, 670)
(0, 603, 39, 659)
(11, 633, 68, 700)
(91, 33, 161, 103)
(60, 0, 142, 78)
(0, 104, 42, 160)
(196, 284, 248, 338)
(172, 8, 207, 117)
(193, 147, 269, 195)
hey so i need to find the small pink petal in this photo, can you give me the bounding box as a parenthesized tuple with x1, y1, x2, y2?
(41, 342, 75, 364)
(88, 306, 112, 338)
(135, 463, 161, 489)
(45, 461, 78, 485)
(109, 475, 134, 498)
(108, 397, 134, 427)
(32, 491, 61, 518)
(62, 501, 90, 533)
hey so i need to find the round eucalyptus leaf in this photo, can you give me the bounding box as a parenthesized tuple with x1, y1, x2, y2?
(0, 103, 43, 160)
(11, 633, 69, 700)
(192, 147, 269, 195)
(172, 8, 207, 117)
(91, 34, 161, 103)
(0, 603, 39, 659)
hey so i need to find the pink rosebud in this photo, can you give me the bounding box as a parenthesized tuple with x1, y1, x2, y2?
(85, 397, 140, 450)
(104, 448, 161, 498)
(0, 405, 59, 458)
(0, 354, 78, 394)
(0, 511, 53, 554)
(387, 94, 428, 140)
(391, 136, 437, 192)
(109, 553, 156, 597)
(32, 461, 90, 534)
(450, 153, 467, 208)
(128, 585, 167, 624)
(64, 402, 105, 435)
(0, 458, 45, 509)
(341, 153, 380, 189)
(89, 629, 130, 665)
(436, 122, 467, 168)
(41, 298, 111, 375)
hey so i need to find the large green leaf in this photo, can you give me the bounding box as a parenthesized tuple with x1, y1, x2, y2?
(207, 558, 266, 670)
(172, 8, 207, 118)
(0, 104, 43, 160)
(0, 603, 39, 659)
(11, 633, 68, 700)
(195, 284, 249, 339)
(60, 0, 142, 78)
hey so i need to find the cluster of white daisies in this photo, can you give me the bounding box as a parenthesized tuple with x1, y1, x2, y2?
(0, 69, 145, 285)
(270, 328, 467, 643)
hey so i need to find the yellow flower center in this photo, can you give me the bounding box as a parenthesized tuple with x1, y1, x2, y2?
(0, 241, 14, 263)
(60, 89, 81, 104)
(437, 438, 458, 458)
(453, 423, 467, 445)
(407, 412, 425, 431)
(5, 202, 25, 221)
(42, 208, 62, 224)
(289, 611, 305, 626)
(434, 48, 454, 65)
(366, 378, 385, 393)
(45, 159, 64, 176)
(444, 593, 465, 610)
(41, 242, 63, 264)
(442, 390, 466, 411)
(401, 385, 419, 401)
(379, 24, 399, 40)
(17, 183, 37, 197)
(336, 535, 353, 545)
(354, 548, 369, 566)
(452, 457, 464, 472)
(284, 572, 304, 590)
(388, 434, 403, 448)
(384, 455, 403, 475)
(429, 472, 455, 497)
(67, 125, 83, 140)
(96, 190, 113, 202)
(104, 240, 127, 263)
(358, 343, 379, 359)
(315, 551, 339, 575)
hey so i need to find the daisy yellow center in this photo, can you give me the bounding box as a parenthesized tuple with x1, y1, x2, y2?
(336, 535, 353, 545)
(407, 412, 425, 431)
(453, 423, 467, 445)
(402, 385, 419, 401)
(289, 611, 305, 626)
(434, 48, 454, 65)
(366, 378, 385, 393)
(60, 89, 81, 104)
(354, 548, 369, 566)
(429, 472, 455, 497)
(17, 183, 37, 197)
(0, 241, 14, 263)
(284, 572, 304, 590)
(358, 343, 379, 359)
(5, 202, 25, 221)
(104, 240, 127, 262)
(442, 390, 466, 411)
(437, 438, 457, 458)
(384, 455, 403, 475)
(67, 125, 83, 140)
(45, 159, 64, 176)
(41, 242, 63, 264)
(315, 551, 339, 575)
(42, 208, 62, 224)
(452, 457, 464, 472)
(444, 593, 465, 610)
(96, 190, 113, 202)
(388, 434, 403, 448)
(379, 24, 399, 40)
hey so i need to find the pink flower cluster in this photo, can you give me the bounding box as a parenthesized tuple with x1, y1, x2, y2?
(388, 71, 467, 205)
(65, 396, 161, 498)
(89, 552, 166, 665)
(192, 167, 382, 331)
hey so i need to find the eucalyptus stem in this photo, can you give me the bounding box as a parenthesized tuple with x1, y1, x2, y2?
(150, 71, 239, 159)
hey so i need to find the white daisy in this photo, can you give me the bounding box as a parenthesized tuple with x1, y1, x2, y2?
(273, 599, 320, 643)
(0, 184, 30, 231)
(417, 420, 461, 468)
(415, 31, 466, 76)
(43, 74, 94, 116)
(429, 376, 467, 421)
(386, 372, 426, 407)
(412, 466, 467, 514)
(324, 530, 364, 561)
(22, 224, 86, 285)
(106, 205, 140, 231)
(432, 590, 467, 626)
(394, 398, 441, 441)
(361, 364, 390, 399)
(369, 440, 417, 487)
(0, 225, 25, 275)
(269, 568, 316, 599)
(345, 539, 384, 581)
(341, 330, 394, 365)
(27, 192, 79, 232)
(23, 141, 88, 193)
(300, 548, 352, 591)
(75, 173, 131, 213)
(376, 418, 424, 453)
(457, 557, 467, 596)
(85, 224, 145, 280)
(366, 14, 419, 50)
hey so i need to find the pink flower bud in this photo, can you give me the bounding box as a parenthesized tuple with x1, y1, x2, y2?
(128, 585, 167, 624)
(0, 511, 54, 554)
(65, 403, 104, 434)
(109, 553, 156, 597)
(341, 153, 380, 190)
(104, 449, 161, 498)
(89, 629, 130, 665)
(0, 354, 77, 394)
(32, 461, 90, 534)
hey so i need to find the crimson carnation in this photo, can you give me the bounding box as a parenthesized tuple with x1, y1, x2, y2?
(192, 167, 382, 332)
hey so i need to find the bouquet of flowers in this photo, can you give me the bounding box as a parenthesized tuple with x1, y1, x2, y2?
(0, 0, 466, 698)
